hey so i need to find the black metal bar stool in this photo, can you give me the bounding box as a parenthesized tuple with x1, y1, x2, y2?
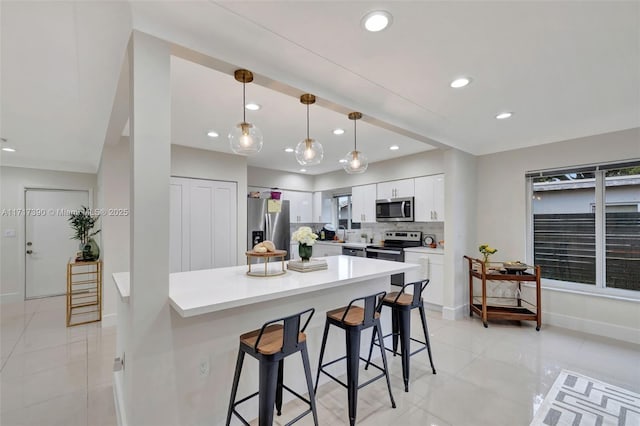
(226, 308, 319, 426)
(314, 291, 395, 426)
(365, 279, 436, 392)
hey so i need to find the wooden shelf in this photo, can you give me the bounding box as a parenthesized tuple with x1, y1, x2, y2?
(66, 259, 102, 327)
(464, 256, 541, 331)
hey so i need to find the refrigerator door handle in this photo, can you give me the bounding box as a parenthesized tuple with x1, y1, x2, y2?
(265, 214, 271, 240)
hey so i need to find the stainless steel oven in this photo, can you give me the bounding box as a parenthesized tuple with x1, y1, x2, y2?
(376, 197, 414, 222)
(366, 231, 422, 286)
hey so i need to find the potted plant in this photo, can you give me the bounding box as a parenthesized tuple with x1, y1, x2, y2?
(68, 206, 101, 261)
(292, 226, 318, 261)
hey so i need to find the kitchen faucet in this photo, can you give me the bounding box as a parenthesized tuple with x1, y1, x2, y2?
(338, 225, 347, 242)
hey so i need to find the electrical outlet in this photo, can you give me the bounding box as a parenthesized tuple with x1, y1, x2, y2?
(199, 358, 210, 377)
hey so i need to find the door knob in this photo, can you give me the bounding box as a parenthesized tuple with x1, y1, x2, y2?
(26, 250, 33, 254)
(26, 242, 33, 246)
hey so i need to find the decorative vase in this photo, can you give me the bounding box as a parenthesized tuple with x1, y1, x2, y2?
(82, 238, 100, 261)
(298, 244, 312, 262)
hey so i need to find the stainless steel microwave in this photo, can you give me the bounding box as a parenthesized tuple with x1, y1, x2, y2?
(375, 197, 414, 222)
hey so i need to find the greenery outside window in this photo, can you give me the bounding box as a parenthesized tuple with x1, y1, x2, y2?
(527, 162, 640, 296)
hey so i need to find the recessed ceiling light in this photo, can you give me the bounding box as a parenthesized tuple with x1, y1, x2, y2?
(333, 128, 345, 135)
(496, 112, 513, 120)
(2, 147, 16, 152)
(389, 145, 399, 151)
(207, 130, 219, 138)
(339, 159, 348, 164)
(245, 103, 261, 111)
(450, 77, 471, 88)
(284, 147, 294, 153)
(362, 10, 393, 32)
(299, 168, 307, 173)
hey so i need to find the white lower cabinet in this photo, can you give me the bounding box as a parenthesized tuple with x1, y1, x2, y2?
(404, 251, 443, 307)
(314, 243, 343, 257)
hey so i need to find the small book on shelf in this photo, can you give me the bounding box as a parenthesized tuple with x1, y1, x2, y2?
(287, 259, 328, 272)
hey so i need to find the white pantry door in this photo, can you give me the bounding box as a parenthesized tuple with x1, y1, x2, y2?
(169, 178, 237, 272)
(25, 189, 90, 299)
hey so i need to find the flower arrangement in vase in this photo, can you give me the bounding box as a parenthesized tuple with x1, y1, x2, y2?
(292, 226, 318, 261)
(478, 244, 497, 265)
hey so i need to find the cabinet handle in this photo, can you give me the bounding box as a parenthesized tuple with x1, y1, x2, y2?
(434, 211, 437, 220)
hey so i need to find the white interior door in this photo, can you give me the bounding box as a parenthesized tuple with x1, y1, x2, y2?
(25, 189, 90, 299)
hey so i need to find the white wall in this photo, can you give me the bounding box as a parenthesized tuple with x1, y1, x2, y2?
(314, 149, 445, 191)
(171, 145, 248, 264)
(0, 166, 97, 303)
(476, 127, 640, 342)
(97, 137, 130, 326)
(247, 166, 314, 192)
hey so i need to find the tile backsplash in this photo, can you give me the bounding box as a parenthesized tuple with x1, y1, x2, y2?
(291, 221, 444, 246)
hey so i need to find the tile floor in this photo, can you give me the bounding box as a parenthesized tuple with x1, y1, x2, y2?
(2, 296, 639, 426)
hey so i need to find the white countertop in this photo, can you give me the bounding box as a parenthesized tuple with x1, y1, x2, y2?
(305, 241, 368, 249)
(404, 246, 445, 254)
(113, 255, 418, 318)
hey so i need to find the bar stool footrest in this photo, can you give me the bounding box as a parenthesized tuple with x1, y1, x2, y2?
(230, 386, 315, 426)
(372, 333, 429, 357)
(318, 356, 388, 390)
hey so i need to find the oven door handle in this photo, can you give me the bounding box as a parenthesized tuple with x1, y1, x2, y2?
(367, 248, 402, 255)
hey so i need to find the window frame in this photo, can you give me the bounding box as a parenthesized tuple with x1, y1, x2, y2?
(526, 161, 640, 300)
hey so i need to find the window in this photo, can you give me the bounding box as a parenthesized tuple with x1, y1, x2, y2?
(527, 162, 640, 295)
(335, 195, 360, 230)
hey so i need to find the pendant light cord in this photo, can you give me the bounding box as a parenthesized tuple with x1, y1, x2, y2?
(242, 81, 246, 123)
(353, 117, 357, 151)
(306, 103, 310, 140)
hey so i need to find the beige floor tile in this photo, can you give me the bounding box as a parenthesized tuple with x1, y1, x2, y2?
(88, 384, 117, 426)
(1, 340, 86, 379)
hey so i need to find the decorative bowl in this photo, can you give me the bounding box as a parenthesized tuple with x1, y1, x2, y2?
(503, 261, 527, 272)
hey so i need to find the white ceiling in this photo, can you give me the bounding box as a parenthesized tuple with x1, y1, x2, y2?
(2, 1, 639, 174)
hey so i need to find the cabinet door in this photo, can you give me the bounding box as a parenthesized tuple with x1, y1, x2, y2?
(283, 191, 312, 223)
(376, 181, 395, 199)
(404, 252, 429, 284)
(394, 179, 415, 198)
(312, 192, 322, 223)
(414, 174, 445, 222)
(424, 254, 444, 306)
(353, 184, 376, 223)
(432, 174, 445, 221)
(299, 192, 313, 223)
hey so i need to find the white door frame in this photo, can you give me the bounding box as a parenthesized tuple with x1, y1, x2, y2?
(21, 186, 94, 300)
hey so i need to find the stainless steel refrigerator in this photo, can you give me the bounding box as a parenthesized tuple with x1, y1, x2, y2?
(247, 198, 291, 261)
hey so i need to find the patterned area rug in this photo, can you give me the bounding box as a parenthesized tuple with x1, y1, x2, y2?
(531, 370, 640, 426)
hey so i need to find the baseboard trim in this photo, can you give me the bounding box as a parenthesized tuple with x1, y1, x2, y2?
(543, 311, 640, 344)
(0, 292, 22, 304)
(101, 313, 117, 328)
(442, 303, 468, 320)
(113, 369, 127, 426)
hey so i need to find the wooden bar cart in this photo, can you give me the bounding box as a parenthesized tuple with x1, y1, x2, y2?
(464, 256, 541, 331)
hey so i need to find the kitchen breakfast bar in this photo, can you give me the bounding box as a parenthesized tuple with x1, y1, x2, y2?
(113, 255, 418, 425)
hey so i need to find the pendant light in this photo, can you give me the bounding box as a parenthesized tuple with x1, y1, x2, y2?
(229, 69, 263, 155)
(342, 112, 368, 174)
(295, 94, 324, 166)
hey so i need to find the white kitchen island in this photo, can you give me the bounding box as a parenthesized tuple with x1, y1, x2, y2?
(113, 255, 417, 425)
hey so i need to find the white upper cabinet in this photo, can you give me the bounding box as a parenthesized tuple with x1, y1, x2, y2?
(352, 184, 377, 223)
(414, 174, 445, 222)
(313, 191, 333, 223)
(377, 178, 415, 199)
(283, 190, 313, 223)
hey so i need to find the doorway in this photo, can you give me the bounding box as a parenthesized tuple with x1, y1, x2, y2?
(25, 189, 90, 299)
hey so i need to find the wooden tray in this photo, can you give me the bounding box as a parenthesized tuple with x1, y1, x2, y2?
(245, 250, 287, 277)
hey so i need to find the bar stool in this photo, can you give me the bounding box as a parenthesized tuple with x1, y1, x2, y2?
(226, 308, 319, 426)
(365, 279, 436, 392)
(314, 292, 395, 426)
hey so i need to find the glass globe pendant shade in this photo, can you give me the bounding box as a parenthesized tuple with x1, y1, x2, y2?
(229, 121, 263, 155)
(343, 150, 368, 174)
(295, 138, 324, 166)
